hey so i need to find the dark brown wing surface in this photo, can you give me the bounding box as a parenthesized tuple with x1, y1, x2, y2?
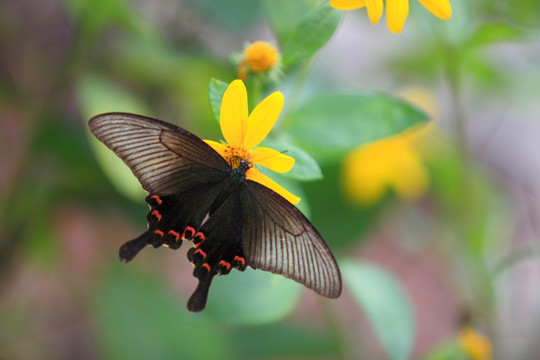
(88, 113, 230, 195)
(241, 180, 342, 299)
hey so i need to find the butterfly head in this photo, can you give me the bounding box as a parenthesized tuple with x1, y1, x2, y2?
(238, 159, 252, 174)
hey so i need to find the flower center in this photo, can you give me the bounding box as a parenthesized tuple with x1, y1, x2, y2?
(223, 145, 251, 169)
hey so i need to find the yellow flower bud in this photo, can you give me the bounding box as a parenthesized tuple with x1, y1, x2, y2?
(244, 41, 279, 73)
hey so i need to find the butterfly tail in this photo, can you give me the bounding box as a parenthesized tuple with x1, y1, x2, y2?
(119, 232, 153, 262)
(187, 276, 213, 312)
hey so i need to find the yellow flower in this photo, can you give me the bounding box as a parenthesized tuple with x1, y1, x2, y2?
(458, 327, 492, 360)
(237, 41, 281, 81)
(330, 0, 452, 33)
(204, 80, 299, 205)
(343, 124, 430, 205)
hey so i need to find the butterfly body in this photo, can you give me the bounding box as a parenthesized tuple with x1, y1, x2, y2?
(89, 113, 341, 312)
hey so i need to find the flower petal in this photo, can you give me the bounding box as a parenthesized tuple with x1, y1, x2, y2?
(220, 79, 248, 146)
(244, 91, 284, 150)
(390, 147, 429, 201)
(330, 0, 366, 10)
(386, 0, 409, 33)
(418, 0, 452, 19)
(251, 147, 295, 173)
(344, 143, 392, 204)
(365, 0, 384, 24)
(247, 168, 300, 205)
(203, 140, 228, 159)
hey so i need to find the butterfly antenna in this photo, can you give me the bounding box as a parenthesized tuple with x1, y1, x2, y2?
(249, 149, 290, 163)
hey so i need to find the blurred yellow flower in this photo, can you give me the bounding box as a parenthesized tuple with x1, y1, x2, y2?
(330, 0, 452, 33)
(343, 124, 430, 204)
(458, 327, 492, 360)
(204, 79, 299, 205)
(237, 41, 281, 81)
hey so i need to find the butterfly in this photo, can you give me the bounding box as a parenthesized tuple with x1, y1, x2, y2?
(89, 113, 342, 312)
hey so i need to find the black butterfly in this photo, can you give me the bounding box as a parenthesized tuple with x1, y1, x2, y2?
(89, 113, 342, 312)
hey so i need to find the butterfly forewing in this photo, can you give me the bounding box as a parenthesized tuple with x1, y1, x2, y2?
(88, 113, 230, 195)
(241, 181, 342, 299)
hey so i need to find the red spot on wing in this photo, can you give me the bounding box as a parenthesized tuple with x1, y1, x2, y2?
(194, 248, 207, 259)
(219, 260, 231, 270)
(202, 263, 211, 271)
(151, 210, 162, 221)
(182, 226, 196, 240)
(151, 195, 163, 205)
(168, 230, 180, 242)
(193, 232, 206, 247)
(234, 256, 245, 266)
(154, 230, 164, 237)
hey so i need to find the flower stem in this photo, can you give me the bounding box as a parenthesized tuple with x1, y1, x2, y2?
(279, 57, 316, 130)
(319, 297, 349, 360)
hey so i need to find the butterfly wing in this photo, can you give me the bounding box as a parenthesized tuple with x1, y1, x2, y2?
(88, 112, 231, 195)
(241, 180, 342, 299)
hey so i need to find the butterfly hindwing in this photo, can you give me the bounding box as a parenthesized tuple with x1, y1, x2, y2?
(119, 181, 226, 262)
(88, 113, 230, 195)
(186, 190, 247, 312)
(241, 180, 342, 299)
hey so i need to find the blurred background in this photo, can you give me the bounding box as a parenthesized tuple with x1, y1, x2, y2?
(1, 0, 540, 359)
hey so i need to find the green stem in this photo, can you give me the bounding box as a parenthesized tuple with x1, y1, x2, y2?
(443, 39, 496, 331)
(318, 298, 349, 360)
(247, 77, 263, 112)
(279, 57, 316, 130)
(492, 245, 540, 276)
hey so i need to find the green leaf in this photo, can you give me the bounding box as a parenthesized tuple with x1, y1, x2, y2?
(303, 162, 385, 250)
(77, 74, 148, 201)
(465, 22, 527, 49)
(282, 3, 342, 65)
(208, 78, 229, 123)
(262, 0, 319, 44)
(204, 268, 302, 326)
(342, 260, 415, 360)
(234, 325, 335, 358)
(184, 0, 262, 31)
(423, 343, 468, 360)
(284, 92, 429, 163)
(94, 265, 237, 360)
(261, 138, 322, 181)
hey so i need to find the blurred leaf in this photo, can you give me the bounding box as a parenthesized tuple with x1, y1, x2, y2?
(95, 265, 236, 360)
(261, 0, 319, 44)
(65, 0, 148, 44)
(422, 343, 468, 360)
(284, 92, 429, 163)
(77, 75, 148, 202)
(208, 78, 229, 123)
(302, 162, 385, 250)
(342, 260, 415, 360)
(262, 138, 322, 181)
(108, 38, 229, 138)
(282, 3, 342, 66)
(205, 268, 302, 325)
(234, 325, 335, 358)
(465, 22, 527, 49)
(184, 0, 262, 31)
(502, 0, 540, 28)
